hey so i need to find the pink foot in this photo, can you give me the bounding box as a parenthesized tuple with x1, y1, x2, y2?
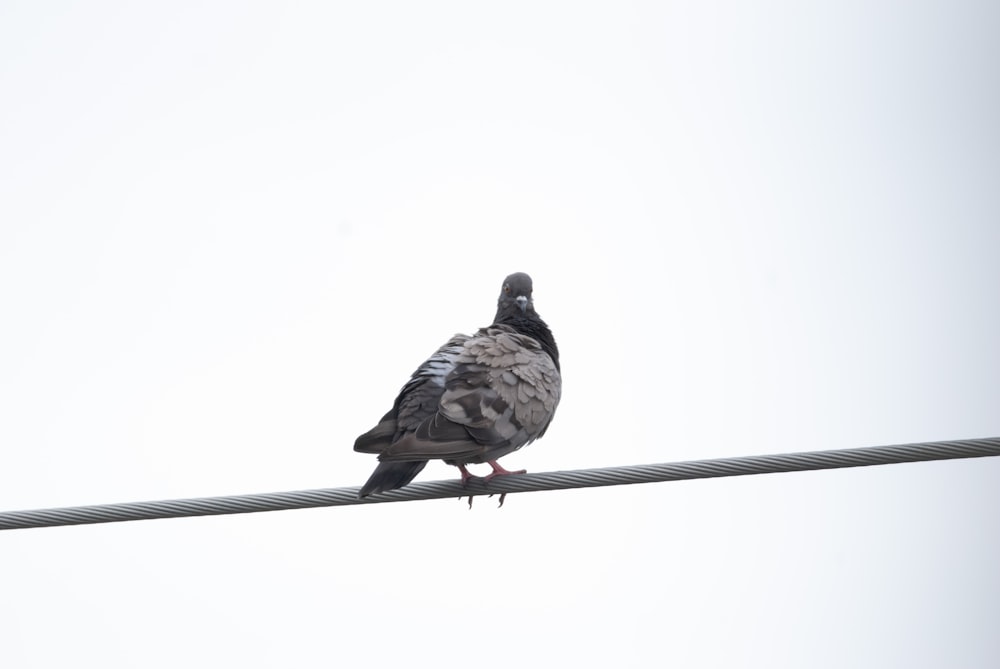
(456, 463, 477, 486)
(455, 462, 524, 508)
(483, 460, 527, 483)
(454, 464, 479, 509)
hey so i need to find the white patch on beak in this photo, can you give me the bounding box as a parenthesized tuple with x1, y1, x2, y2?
(516, 295, 528, 312)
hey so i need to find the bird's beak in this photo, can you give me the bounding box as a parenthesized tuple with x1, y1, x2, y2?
(516, 295, 528, 312)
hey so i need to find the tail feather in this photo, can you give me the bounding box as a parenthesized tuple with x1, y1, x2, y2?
(358, 460, 428, 497)
(354, 411, 396, 454)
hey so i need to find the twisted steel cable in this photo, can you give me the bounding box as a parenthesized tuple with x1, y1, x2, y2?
(2, 437, 998, 530)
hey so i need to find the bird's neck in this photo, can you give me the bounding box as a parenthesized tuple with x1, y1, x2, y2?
(494, 312, 560, 371)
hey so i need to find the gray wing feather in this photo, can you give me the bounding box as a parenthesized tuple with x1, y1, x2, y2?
(379, 326, 561, 463)
(353, 334, 469, 454)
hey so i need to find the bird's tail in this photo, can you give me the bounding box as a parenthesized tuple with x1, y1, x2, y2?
(358, 460, 428, 498)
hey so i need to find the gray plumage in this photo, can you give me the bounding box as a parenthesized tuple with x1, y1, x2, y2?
(355, 272, 561, 497)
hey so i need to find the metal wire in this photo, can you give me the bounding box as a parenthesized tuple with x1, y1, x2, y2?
(2, 437, 998, 531)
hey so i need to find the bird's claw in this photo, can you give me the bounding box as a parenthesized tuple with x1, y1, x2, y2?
(457, 462, 522, 508)
(458, 492, 508, 509)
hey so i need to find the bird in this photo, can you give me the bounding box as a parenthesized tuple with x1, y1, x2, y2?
(355, 272, 561, 500)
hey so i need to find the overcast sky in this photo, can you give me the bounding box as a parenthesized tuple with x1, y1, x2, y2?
(2, 2, 999, 667)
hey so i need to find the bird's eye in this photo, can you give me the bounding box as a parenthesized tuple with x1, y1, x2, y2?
(504, 284, 510, 294)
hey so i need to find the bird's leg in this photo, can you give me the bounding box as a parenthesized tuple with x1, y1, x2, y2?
(455, 464, 480, 509)
(456, 462, 524, 508)
(483, 461, 524, 508)
(483, 460, 527, 483)
(455, 463, 479, 486)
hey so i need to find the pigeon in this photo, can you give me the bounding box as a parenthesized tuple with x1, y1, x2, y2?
(355, 272, 561, 499)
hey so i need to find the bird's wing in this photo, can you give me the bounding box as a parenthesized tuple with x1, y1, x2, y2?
(379, 326, 561, 462)
(353, 334, 469, 454)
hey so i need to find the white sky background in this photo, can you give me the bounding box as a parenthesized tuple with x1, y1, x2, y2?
(2, 2, 999, 667)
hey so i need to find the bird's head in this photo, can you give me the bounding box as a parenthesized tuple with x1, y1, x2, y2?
(497, 272, 534, 315)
